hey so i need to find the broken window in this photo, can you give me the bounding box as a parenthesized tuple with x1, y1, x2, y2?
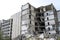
(41, 13, 44, 16)
(48, 27, 50, 31)
(36, 13, 41, 17)
(35, 27, 39, 31)
(41, 19, 44, 21)
(40, 22, 45, 26)
(37, 17, 41, 21)
(30, 21, 31, 24)
(35, 22, 38, 26)
(47, 13, 48, 16)
(48, 22, 50, 25)
(38, 27, 44, 34)
(29, 15, 31, 19)
(47, 17, 49, 20)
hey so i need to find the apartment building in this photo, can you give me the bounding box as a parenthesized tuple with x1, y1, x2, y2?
(11, 12, 21, 40)
(0, 12, 21, 40)
(43, 4, 58, 35)
(20, 3, 59, 40)
(1, 19, 13, 40)
(21, 3, 37, 37)
(57, 10, 60, 34)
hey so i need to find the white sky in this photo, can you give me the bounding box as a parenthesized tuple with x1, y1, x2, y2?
(0, 0, 60, 20)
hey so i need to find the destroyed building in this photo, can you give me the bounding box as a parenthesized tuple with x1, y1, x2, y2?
(21, 3, 60, 40)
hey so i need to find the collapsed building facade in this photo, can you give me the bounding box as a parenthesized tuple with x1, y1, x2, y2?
(21, 3, 59, 40)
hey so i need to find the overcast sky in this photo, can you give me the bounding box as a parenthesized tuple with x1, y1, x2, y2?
(0, 0, 60, 20)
